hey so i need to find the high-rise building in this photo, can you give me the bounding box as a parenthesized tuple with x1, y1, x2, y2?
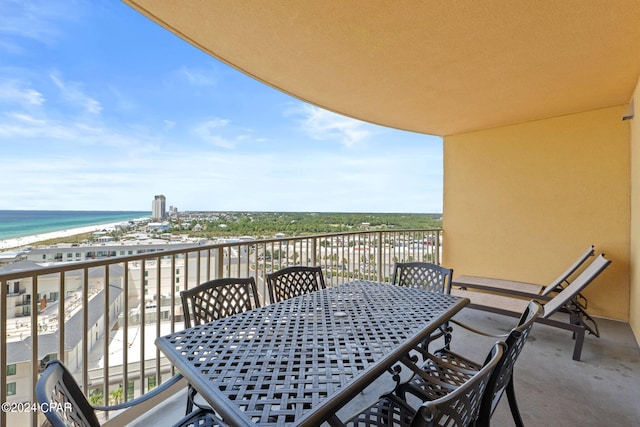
(151, 195, 166, 220)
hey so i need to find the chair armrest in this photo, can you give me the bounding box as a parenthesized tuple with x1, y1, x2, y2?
(449, 318, 509, 338)
(398, 353, 475, 391)
(93, 374, 183, 412)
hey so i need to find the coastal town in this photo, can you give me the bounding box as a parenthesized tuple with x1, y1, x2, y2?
(0, 198, 442, 266)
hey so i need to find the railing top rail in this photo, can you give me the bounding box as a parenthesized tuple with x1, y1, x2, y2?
(0, 228, 442, 281)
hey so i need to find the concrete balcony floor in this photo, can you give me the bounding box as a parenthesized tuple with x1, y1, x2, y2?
(129, 308, 640, 426)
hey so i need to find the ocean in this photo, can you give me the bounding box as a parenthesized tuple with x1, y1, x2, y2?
(0, 210, 150, 241)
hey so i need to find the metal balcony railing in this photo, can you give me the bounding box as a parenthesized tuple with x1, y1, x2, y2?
(0, 228, 442, 426)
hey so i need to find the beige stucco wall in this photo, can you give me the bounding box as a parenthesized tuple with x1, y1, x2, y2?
(443, 106, 630, 321)
(630, 79, 640, 340)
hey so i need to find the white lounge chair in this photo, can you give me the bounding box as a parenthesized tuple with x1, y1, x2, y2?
(453, 245, 594, 299)
(451, 253, 611, 361)
(453, 245, 598, 336)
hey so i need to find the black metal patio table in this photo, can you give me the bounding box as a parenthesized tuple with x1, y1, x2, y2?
(155, 280, 469, 426)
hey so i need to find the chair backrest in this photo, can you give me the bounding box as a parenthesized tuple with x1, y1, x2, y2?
(542, 253, 611, 318)
(479, 300, 543, 421)
(411, 342, 505, 427)
(266, 265, 326, 303)
(181, 277, 260, 328)
(36, 360, 100, 427)
(541, 245, 595, 296)
(391, 262, 453, 294)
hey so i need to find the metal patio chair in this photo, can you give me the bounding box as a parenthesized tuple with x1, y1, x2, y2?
(181, 277, 261, 327)
(398, 300, 543, 427)
(337, 342, 505, 427)
(180, 276, 261, 413)
(36, 360, 224, 427)
(391, 261, 453, 294)
(391, 261, 454, 349)
(266, 265, 326, 303)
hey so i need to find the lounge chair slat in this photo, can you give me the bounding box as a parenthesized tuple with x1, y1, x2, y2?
(542, 245, 596, 296)
(451, 288, 532, 313)
(454, 276, 544, 296)
(541, 254, 610, 318)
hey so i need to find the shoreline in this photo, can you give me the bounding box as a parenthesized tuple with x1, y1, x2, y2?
(0, 222, 129, 251)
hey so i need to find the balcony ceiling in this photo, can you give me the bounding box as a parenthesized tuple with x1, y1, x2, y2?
(123, 1, 640, 136)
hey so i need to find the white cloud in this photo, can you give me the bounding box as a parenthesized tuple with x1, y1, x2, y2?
(107, 85, 136, 112)
(199, 117, 229, 129)
(0, 109, 162, 156)
(0, 0, 82, 46)
(0, 80, 45, 107)
(292, 104, 374, 147)
(0, 112, 74, 140)
(50, 73, 102, 115)
(192, 117, 236, 149)
(177, 66, 218, 86)
(163, 120, 176, 131)
(0, 132, 443, 212)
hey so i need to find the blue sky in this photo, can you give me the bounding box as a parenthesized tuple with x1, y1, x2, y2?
(0, 0, 443, 213)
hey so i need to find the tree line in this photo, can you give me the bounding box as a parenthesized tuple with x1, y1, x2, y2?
(169, 211, 442, 238)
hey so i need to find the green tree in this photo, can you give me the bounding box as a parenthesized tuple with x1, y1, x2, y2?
(110, 385, 124, 405)
(89, 388, 104, 406)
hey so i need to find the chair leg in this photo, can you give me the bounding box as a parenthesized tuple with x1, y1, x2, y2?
(506, 377, 524, 427)
(186, 385, 196, 415)
(443, 323, 453, 349)
(572, 328, 585, 361)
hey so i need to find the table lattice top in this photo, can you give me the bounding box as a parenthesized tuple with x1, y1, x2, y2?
(156, 280, 467, 426)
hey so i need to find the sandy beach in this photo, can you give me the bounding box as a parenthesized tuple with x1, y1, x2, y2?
(0, 222, 128, 251)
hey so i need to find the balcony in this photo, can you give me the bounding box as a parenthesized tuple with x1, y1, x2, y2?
(2, 229, 639, 426)
(0, 229, 444, 426)
(3, 2, 638, 424)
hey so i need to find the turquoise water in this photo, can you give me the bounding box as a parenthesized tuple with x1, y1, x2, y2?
(0, 210, 150, 241)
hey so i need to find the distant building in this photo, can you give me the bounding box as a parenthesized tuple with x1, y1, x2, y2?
(147, 222, 170, 232)
(5, 285, 124, 424)
(151, 195, 166, 220)
(19, 241, 197, 265)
